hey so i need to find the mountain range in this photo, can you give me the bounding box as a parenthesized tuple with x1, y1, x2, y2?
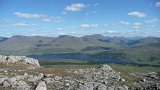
(0, 34, 159, 55)
(0, 34, 160, 65)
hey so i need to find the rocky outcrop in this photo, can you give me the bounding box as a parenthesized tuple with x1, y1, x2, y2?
(0, 62, 159, 90)
(130, 72, 160, 90)
(0, 55, 40, 66)
(17, 80, 30, 90)
(0, 64, 125, 90)
(72, 64, 123, 90)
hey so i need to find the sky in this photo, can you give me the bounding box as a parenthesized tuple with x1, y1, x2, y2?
(0, 0, 160, 37)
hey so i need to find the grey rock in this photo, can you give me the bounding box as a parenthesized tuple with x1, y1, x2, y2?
(15, 75, 25, 80)
(27, 75, 41, 82)
(77, 82, 94, 90)
(98, 84, 107, 90)
(17, 80, 30, 90)
(77, 84, 89, 90)
(115, 86, 128, 90)
(120, 78, 125, 82)
(0, 77, 7, 84)
(24, 72, 28, 76)
(35, 81, 47, 90)
(44, 74, 53, 77)
(43, 78, 53, 84)
(38, 73, 44, 78)
(54, 76, 62, 81)
(2, 80, 10, 87)
(0, 55, 40, 66)
(24, 57, 40, 66)
(4, 70, 7, 73)
(108, 86, 115, 90)
(100, 64, 113, 71)
(65, 83, 70, 87)
(7, 77, 17, 84)
(108, 72, 121, 80)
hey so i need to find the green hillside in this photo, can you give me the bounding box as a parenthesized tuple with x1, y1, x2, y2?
(94, 43, 160, 65)
(0, 35, 121, 55)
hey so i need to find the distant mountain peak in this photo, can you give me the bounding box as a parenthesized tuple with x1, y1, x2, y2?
(10, 35, 29, 39)
(82, 34, 105, 39)
(58, 35, 75, 38)
(0, 37, 8, 42)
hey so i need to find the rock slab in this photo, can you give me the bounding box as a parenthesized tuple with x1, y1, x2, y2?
(35, 81, 47, 90)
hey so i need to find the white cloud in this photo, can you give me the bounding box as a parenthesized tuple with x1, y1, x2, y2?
(71, 32, 76, 34)
(120, 21, 130, 25)
(131, 23, 142, 29)
(57, 28, 62, 31)
(80, 24, 98, 28)
(145, 18, 158, 23)
(60, 32, 65, 35)
(0, 18, 9, 23)
(91, 24, 98, 28)
(104, 30, 119, 34)
(128, 11, 146, 18)
(41, 18, 52, 22)
(132, 26, 139, 29)
(80, 24, 90, 28)
(68, 25, 76, 29)
(14, 12, 62, 23)
(65, 3, 86, 12)
(52, 16, 63, 23)
(133, 22, 142, 26)
(14, 12, 46, 19)
(155, 2, 160, 7)
(13, 22, 38, 27)
(41, 17, 62, 22)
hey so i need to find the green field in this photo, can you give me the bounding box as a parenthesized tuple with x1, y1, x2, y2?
(38, 59, 160, 73)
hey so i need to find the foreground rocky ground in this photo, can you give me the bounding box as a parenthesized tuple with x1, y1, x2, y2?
(0, 55, 159, 90)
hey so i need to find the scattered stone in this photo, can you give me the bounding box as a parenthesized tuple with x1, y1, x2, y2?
(7, 77, 17, 84)
(2, 80, 10, 87)
(24, 72, 28, 76)
(27, 75, 41, 82)
(15, 75, 25, 81)
(44, 74, 52, 77)
(77, 84, 89, 90)
(97, 84, 107, 90)
(115, 85, 128, 90)
(38, 73, 44, 78)
(0, 77, 7, 84)
(65, 83, 70, 87)
(0, 57, 159, 90)
(54, 76, 62, 81)
(43, 78, 53, 84)
(4, 70, 7, 73)
(17, 80, 30, 90)
(35, 81, 47, 90)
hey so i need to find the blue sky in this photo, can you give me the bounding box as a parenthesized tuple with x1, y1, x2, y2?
(0, 0, 160, 37)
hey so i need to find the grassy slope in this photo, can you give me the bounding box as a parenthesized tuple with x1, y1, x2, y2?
(37, 58, 160, 73)
(94, 43, 160, 65)
(109, 64, 160, 73)
(39, 59, 89, 66)
(112, 43, 160, 65)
